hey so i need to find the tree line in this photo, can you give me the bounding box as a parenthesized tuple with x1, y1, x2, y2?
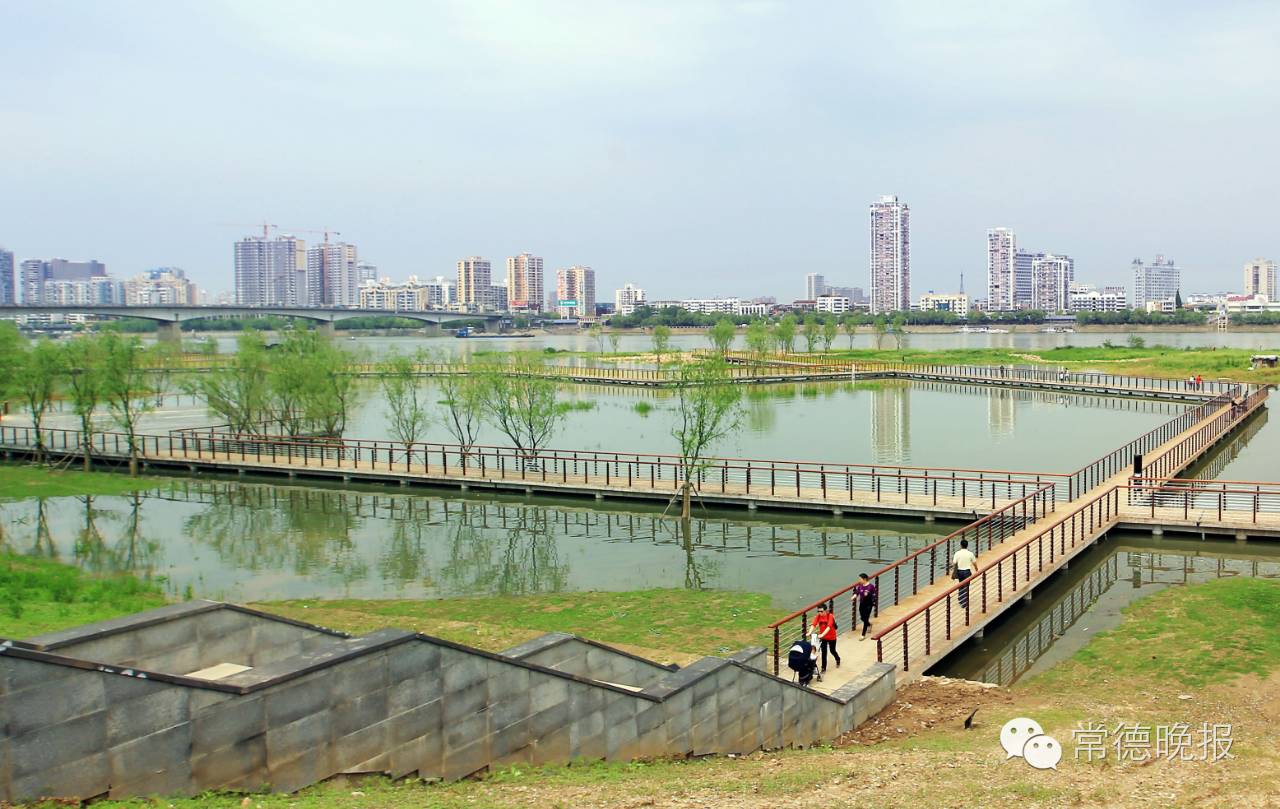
(606, 305, 1049, 330)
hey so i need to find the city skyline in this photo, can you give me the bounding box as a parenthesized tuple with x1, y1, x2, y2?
(3, 4, 1277, 300)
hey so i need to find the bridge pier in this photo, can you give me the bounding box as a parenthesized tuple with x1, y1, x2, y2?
(156, 321, 181, 344)
(1151, 527, 1164, 537)
(1236, 531, 1248, 543)
(317, 321, 336, 337)
(924, 514, 936, 523)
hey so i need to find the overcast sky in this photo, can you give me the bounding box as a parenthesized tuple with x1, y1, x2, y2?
(2, 1, 1277, 300)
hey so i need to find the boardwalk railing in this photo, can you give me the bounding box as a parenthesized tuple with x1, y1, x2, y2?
(0, 423, 1063, 510)
(872, 486, 1122, 673)
(1121, 477, 1280, 523)
(1137, 387, 1267, 481)
(765, 481, 1058, 674)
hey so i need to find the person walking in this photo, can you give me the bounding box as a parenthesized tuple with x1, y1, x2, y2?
(952, 539, 979, 609)
(812, 604, 840, 671)
(852, 573, 878, 639)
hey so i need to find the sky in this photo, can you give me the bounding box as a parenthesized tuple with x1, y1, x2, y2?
(2, 1, 1278, 301)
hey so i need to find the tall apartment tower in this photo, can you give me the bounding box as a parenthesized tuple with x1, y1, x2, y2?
(1130, 255, 1181, 309)
(1243, 258, 1277, 300)
(1031, 254, 1074, 312)
(305, 242, 359, 307)
(457, 257, 493, 310)
(804, 273, 826, 300)
(614, 282, 646, 315)
(506, 253, 544, 312)
(986, 228, 1016, 311)
(234, 235, 306, 306)
(869, 195, 910, 314)
(0, 248, 14, 305)
(19, 258, 108, 304)
(556, 266, 596, 318)
(1013, 249, 1042, 309)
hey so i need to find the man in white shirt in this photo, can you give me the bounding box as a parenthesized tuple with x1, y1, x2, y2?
(952, 539, 979, 609)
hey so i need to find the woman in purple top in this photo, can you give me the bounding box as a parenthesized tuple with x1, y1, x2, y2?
(852, 573, 878, 639)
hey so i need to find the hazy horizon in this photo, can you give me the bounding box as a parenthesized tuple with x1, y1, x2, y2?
(2, 1, 1276, 300)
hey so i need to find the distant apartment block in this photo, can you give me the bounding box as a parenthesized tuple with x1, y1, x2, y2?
(1068, 283, 1127, 312)
(649, 298, 740, 315)
(358, 275, 456, 311)
(1013, 249, 1041, 309)
(555, 266, 595, 318)
(457, 257, 493, 311)
(826, 285, 865, 304)
(43, 277, 124, 305)
(20, 258, 107, 304)
(490, 282, 508, 313)
(1131, 255, 1181, 309)
(306, 242, 359, 307)
(815, 294, 851, 314)
(986, 228, 1016, 311)
(1243, 257, 1277, 301)
(918, 292, 970, 317)
(614, 282, 646, 315)
(506, 253, 544, 312)
(805, 273, 826, 300)
(356, 261, 378, 286)
(0, 248, 14, 304)
(235, 235, 306, 307)
(125, 267, 197, 305)
(869, 195, 910, 314)
(1032, 254, 1074, 312)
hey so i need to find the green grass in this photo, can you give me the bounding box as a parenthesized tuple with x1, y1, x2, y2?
(0, 462, 170, 500)
(632, 401, 653, 416)
(0, 553, 167, 638)
(1028, 577, 1280, 690)
(255, 589, 776, 663)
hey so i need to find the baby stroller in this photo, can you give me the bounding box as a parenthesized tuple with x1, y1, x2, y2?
(787, 638, 818, 687)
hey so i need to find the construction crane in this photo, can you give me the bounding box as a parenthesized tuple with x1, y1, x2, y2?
(278, 226, 342, 244)
(218, 221, 278, 238)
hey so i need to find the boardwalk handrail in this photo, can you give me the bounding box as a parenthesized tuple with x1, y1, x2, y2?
(765, 481, 1057, 674)
(1120, 479, 1280, 523)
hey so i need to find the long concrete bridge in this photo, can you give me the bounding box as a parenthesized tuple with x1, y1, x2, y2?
(0, 304, 505, 340)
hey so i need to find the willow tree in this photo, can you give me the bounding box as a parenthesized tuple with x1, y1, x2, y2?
(821, 318, 838, 352)
(101, 331, 155, 475)
(268, 330, 363, 437)
(802, 314, 820, 353)
(478, 353, 566, 466)
(872, 316, 889, 349)
(842, 315, 858, 348)
(707, 318, 736, 354)
(671, 358, 743, 519)
(13, 338, 63, 463)
(744, 320, 770, 357)
(191, 331, 272, 433)
(379, 351, 431, 447)
(772, 314, 797, 353)
(437, 365, 486, 456)
(891, 313, 910, 351)
(651, 325, 672, 368)
(62, 334, 108, 471)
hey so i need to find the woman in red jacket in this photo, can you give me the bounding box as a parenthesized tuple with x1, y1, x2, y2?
(812, 603, 840, 672)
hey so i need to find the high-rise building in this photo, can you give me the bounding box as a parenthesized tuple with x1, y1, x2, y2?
(235, 234, 306, 306)
(19, 258, 107, 304)
(556, 266, 596, 318)
(805, 273, 826, 300)
(489, 282, 509, 312)
(614, 283, 646, 315)
(1013, 250, 1041, 309)
(869, 195, 910, 314)
(0, 248, 14, 305)
(1131, 255, 1181, 309)
(456, 257, 492, 310)
(506, 253, 544, 312)
(305, 242, 359, 307)
(1031, 254, 1074, 312)
(986, 228, 1017, 311)
(1243, 258, 1277, 301)
(356, 261, 378, 286)
(125, 267, 198, 305)
(43, 277, 124, 305)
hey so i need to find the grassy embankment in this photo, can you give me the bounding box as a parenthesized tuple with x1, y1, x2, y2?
(0, 463, 171, 500)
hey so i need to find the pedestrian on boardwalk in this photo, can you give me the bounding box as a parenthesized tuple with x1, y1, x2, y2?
(812, 603, 840, 671)
(1195, 374, 1203, 390)
(952, 539, 979, 609)
(852, 573, 878, 639)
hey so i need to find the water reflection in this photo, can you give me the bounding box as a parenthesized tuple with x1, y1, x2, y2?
(0, 479, 946, 606)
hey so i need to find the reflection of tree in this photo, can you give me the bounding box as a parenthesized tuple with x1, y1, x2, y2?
(377, 498, 434, 589)
(183, 486, 368, 584)
(110, 492, 159, 574)
(30, 498, 57, 559)
(681, 519, 705, 590)
(438, 503, 568, 596)
(746, 396, 776, 433)
(73, 495, 115, 572)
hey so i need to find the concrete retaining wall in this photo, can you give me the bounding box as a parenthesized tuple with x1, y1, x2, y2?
(0, 603, 896, 802)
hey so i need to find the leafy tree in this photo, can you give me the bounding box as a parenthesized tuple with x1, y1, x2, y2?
(100, 331, 155, 475)
(62, 334, 108, 471)
(802, 314, 820, 352)
(379, 351, 431, 446)
(821, 318, 838, 352)
(744, 320, 770, 357)
(671, 358, 743, 519)
(651, 325, 672, 368)
(1175, 290, 1184, 309)
(607, 331, 621, 354)
(588, 323, 605, 353)
(190, 331, 273, 433)
(13, 339, 63, 463)
(842, 314, 858, 348)
(772, 314, 797, 353)
(437, 366, 486, 455)
(267, 330, 363, 437)
(890, 313, 909, 350)
(1127, 333, 1146, 349)
(0, 322, 23, 403)
(872, 316, 889, 349)
(478, 353, 567, 465)
(707, 318, 736, 354)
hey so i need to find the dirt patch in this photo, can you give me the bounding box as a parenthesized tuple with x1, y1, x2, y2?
(839, 676, 1014, 745)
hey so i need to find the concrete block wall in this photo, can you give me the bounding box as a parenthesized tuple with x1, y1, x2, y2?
(502, 633, 677, 689)
(1, 604, 899, 803)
